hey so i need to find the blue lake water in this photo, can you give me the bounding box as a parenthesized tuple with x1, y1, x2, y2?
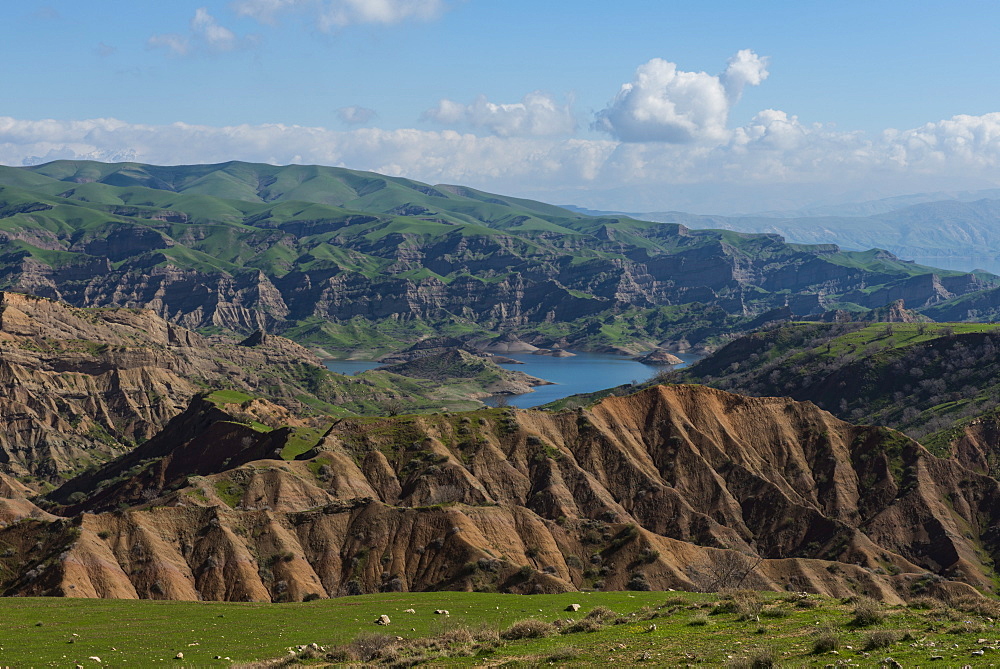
(322, 359, 384, 376)
(324, 351, 702, 408)
(493, 351, 702, 408)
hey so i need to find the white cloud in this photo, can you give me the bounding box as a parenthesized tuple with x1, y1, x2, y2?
(149, 8, 250, 56)
(337, 106, 378, 125)
(594, 51, 769, 144)
(720, 49, 769, 103)
(147, 33, 190, 56)
(423, 92, 576, 137)
(192, 8, 238, 51)
(232, 0, 448, 29)
(4, 111, 1000, 212)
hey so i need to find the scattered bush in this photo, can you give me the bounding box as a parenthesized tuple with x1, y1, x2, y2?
(949, 594, 1000, 617)
(688, 612, 710, 626)
(760, 606, 791, 619)
(715, 591, 764, 621)
(812, 627, 839, 654)
(728, 647, 776, 669)
(546, 646, 581, 662)
(907, 595, 943, 610)
(436, 626, 474, 645)
(561, 617, 604, 634)
(350, 632, 397, 661)
(501, 619, 555, 640)
(637, 547, 660, 564)
(863, 629, 899, 650)
(627, 573, 652, 591)
(584, 606, 617, 622)
(851, 596, 885, 626)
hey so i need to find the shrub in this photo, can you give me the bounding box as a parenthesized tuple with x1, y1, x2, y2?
(760, 606, 791, 619)
(547, 647, 581, 662)
(851, 596, 885, 626)
(627, 573, 652, 591)
(728, 647, 776, 669)
(584, 606, 617, 622)
(688, 612, 710, 626)
(812, 627, 839, 654)
(715, 591, 764, 621)
(561, 617, 604, 634)
(949, 594, 1000, 617)
(908, 595, 943, 610)
(350, 633, 396, 661)
(436, 626, 474, 645)
(637, 547, 660, 563)
(501, 619, 555, 640)
(863, 629, 899, 650)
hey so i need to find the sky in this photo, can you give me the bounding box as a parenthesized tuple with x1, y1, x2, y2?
(4, 0, 1000, 213)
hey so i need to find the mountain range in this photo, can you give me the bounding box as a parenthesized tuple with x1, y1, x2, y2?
(1, 160, 998, 356)
(572, 193, 1000, 262)
(2, 381, 996, 603)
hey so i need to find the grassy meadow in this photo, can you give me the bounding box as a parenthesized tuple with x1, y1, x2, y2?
(2, 590, 1000, 666)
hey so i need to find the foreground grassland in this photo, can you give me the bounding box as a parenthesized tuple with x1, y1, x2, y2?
(3, 590, 1000, 666)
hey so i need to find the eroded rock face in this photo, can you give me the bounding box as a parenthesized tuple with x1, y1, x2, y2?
(0, 292, 322, 480)
(3, 385, 997, 603)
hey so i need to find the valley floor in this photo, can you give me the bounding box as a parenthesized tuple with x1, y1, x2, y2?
(2, 590, 999, 666)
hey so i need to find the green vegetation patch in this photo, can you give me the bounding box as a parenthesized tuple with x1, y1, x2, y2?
(1, 591, 998, 667)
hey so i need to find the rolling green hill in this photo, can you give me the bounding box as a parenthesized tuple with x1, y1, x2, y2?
(0, 160, 994, 355)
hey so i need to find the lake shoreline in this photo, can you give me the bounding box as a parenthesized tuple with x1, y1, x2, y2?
(324, 350, 704, 409)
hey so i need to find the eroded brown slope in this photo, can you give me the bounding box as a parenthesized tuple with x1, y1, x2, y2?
(0, 291, 323, 479)
(3, 385, 998, 603)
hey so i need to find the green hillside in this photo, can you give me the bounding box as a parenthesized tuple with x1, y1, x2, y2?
(0, 160, 994, 355)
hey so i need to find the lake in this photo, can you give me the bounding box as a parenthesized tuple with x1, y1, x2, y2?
(324, 351, 703, 408)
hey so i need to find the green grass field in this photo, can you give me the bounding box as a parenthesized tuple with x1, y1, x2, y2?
(2, 590, 999, 666)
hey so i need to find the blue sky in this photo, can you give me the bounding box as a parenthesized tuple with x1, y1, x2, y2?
(5, 0, 1000, 213)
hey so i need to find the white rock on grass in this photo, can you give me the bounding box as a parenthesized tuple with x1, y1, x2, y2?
(375, 615, 391, 625)
(565, 604, 581, 612)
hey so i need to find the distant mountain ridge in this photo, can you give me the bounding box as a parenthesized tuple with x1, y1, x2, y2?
(570, 193, 1000, 261)
(0, 159, 996, 355)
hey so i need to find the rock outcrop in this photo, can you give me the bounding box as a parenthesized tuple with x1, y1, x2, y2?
(0, 161, 995, 355)
(3, 385, 997, 603)
(635, 348, 683, 365)
(0, 291, 324, 479)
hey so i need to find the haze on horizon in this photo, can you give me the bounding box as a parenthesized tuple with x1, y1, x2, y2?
(5, 0, 1000, 215)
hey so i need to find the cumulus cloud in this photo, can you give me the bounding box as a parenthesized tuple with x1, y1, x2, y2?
(423, 92, 576, 137)
(594, 50, 769, 144)
(4, 111, 1000, 212)
(232, 0, 448, 30)
(149, 8, 251, 55)
(337, 106, 378, 125)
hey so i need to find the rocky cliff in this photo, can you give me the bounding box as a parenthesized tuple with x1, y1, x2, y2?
(2, 385, 997, 604)
(0, 291, 327, 480)
(0, 161, 993, 354)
